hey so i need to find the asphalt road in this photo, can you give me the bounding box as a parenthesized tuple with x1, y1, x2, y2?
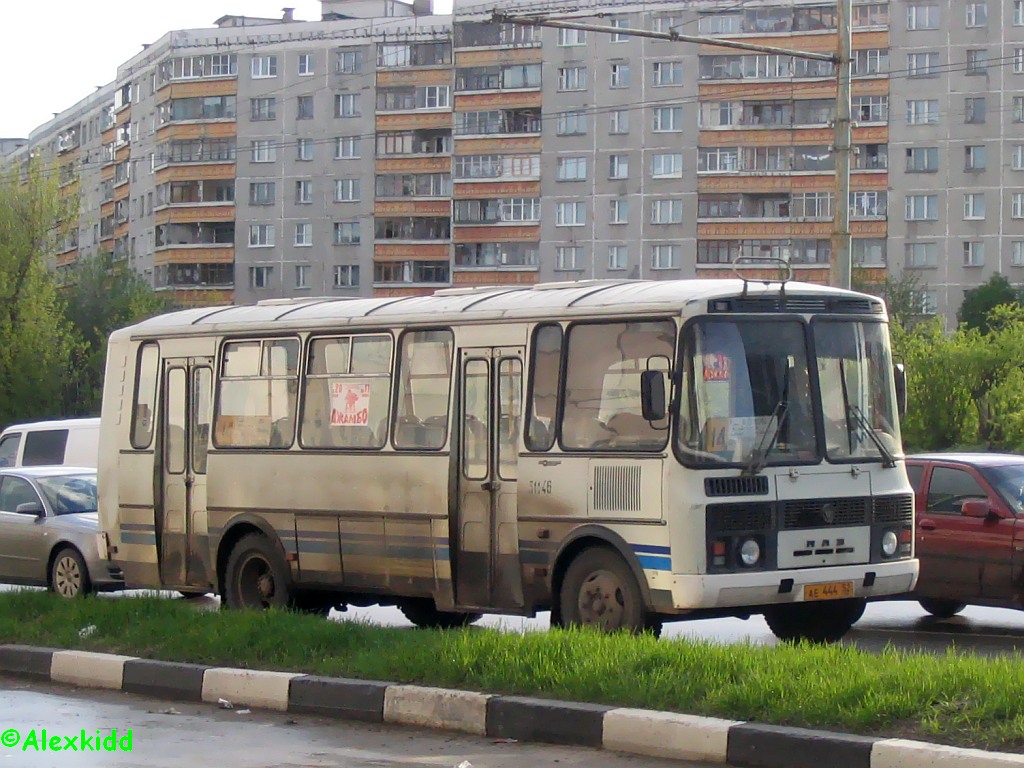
(0, 678, 711, 768)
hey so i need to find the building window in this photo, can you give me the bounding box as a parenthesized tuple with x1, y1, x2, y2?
(852, 239, 886, 266)
(1013, 241, 1024, 267)
(1013, 192, 1024, 219)
(964, 192, 986, 220)
(1016, 0, 1024, 25)
(966, 2, 987, 27)
(333, 265, 359, 288)
(556, 201, 586, 227)
(251, 55, 277, 78)
(906, 2, 939, 30)
(651, 153, 683, 178)
(249, 224, 274, 247)
(699, 147, 739, 172)
(249, 266, 273, 288)
(558, 66, 587, 91)
(610, 17, 631, 42)
(558, 28, 586, 46)
(251, 139, 276, 163)
(652, 61, 684, 86)
(963, 241, 985, 267)
(250, 97, 276, 121)
(966, 49, 989, 75)
(609, 63, 630, 88)
(907, 52, 938, 77)
(295, 223, 312, 247)
(297, 138, 313, 161)
(1015, 48, 1024, 74)
(850, 191, 886, 218)
(852, 95, 888, 122)
(851, 48, 888, 76)
(965, 145, 987, 171)
(555, 156, 587, 181)
(297, 95, 314, 120)
(335, 93, 361, 117)
(556, 111, 588, 135)
(249, 182, 275, 205)
(651, 199, 683, 224)
(1014, 145, 1024, 171)
(651, 244, 680, 270)
(906, 99, 939, 125)
(609, 110, 629, 134)
(295, 264, 310, 288)
(652, 106, 683, 132)
(336, 49, 364, 74)
(335, 136, 360, 159)
(608, 245, 628, 271)
(334, 178, 360, 202)
(333, 221, 360, 245)
(609, 154, 629, 179)
(298, 53, 314, 76)
(905, 194, 937, 221)
(654, 15, 682, 33)
(555, 246, 583, 271)
(295, 180, 312, 204)
(905, 242, 937, 268)
(1015, 96, 1024, 122)
(905, 146, 938, 172)
(609, 198, 629, 224)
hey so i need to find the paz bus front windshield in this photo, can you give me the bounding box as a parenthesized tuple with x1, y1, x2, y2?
(677, 318, 901, 468)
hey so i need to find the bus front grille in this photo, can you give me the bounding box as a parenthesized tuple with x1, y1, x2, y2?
(704, 476, 769, 497)
(781, 497, 870, 529)
(706, 502, 774, 533)
(872, 494, 914, 524)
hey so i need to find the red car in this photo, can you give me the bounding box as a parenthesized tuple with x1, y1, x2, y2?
(905, 453, 1024, 618)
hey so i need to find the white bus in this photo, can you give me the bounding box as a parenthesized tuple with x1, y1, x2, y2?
(97, 278, 916, 640)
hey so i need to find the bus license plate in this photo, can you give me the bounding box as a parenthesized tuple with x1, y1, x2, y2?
(803, 581, 854, 601)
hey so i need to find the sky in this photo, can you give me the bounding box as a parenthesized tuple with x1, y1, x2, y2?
(2, 0, 454, 139)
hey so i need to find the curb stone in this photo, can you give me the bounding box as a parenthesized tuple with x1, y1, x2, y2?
(2, 644, 1023, 768)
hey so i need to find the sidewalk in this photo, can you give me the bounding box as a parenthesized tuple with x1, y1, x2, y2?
(1, 644, 1022, 768)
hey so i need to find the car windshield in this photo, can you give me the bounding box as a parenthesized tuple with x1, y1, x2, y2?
(36, 474, 97, 515)
(982, 463, 1024, 515)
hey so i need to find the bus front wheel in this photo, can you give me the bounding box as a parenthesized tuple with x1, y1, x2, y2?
(557, 547, 658, 635)
(764, 598, 865, 643)
(224, 534, 292, 610)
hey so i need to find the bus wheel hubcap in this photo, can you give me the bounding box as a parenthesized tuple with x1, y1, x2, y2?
(579, 571, 624, 628)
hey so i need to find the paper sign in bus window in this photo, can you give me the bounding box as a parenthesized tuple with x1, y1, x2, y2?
(330, 381, 371, 426)
(703, 353, 730, 382)
(704, 415, 777, 455)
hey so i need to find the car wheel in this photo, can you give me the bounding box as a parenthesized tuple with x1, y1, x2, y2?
(918, 598, 966, 619)
(557, 547, 658, 635)
(223, 534, 292, 610)
(50, 547, 91, 599)
(398, 597, 481, 629)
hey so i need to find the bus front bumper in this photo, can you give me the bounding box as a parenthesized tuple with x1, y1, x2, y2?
(656, 560, 919, 613)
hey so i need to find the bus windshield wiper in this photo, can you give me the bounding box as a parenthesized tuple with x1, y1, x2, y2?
(847, 404, 896, 468)
(741, 401, 788, 477)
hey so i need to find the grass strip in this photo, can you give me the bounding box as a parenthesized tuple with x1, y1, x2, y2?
(1, 590, 1023, 752)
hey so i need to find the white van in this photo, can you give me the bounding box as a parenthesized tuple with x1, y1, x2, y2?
(0, 418, 100, 468)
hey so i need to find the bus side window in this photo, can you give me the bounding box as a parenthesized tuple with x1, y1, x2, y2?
(393, 330, 453, 450)
(526, 324, 562, 452)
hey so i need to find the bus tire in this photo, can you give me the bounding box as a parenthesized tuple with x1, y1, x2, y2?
(764, 598, 865, 643)
(50, 547, 91, 599)
(399, 598, 481, 629)
(918, 598, 966, 619)
(223, 534, 292, 610)
(557, 547, 654, 634)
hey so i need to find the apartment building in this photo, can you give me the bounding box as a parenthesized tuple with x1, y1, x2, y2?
(7, 0, 1024, 324)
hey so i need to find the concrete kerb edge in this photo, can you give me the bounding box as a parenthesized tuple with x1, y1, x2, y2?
(2, 644, 1023, 768)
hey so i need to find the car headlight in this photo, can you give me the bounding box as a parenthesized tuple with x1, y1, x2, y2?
(739, 537, 761, 567)
(881, 530, 899, 557)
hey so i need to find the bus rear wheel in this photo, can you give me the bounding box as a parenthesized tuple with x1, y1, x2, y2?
(557, 548, 659, 635)
(399, 598, 481, 629)
(224, 534, 292, 610)
(764, 598, 865, 643)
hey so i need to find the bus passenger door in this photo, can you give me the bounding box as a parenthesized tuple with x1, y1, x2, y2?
(160, 358, 213, 589)
(455, 348, 525, 611)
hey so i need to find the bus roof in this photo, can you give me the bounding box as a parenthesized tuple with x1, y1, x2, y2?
(114, 278, 884, 340)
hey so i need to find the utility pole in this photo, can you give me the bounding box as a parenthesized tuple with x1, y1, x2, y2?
(492, 1, 854, 290)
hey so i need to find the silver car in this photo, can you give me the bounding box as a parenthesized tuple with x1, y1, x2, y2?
(0, 467, 123, 597)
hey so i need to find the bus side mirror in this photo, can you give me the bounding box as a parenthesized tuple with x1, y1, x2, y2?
(640, 370, 666, 422)
(893, 363, 907, 419)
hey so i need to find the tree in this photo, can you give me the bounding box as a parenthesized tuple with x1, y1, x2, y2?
(852, 269, 928, 332)
(61, 253, 170, 416)
(957, 273, 1019, 333)
(0, 166, 78, 429)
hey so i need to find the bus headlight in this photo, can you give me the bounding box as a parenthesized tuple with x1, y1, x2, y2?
(739, 538, 761, 567)
(881, 530, 899, 558)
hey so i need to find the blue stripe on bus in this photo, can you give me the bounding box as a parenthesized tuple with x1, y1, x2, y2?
(636, 554, 672, 571)
(633, 544, 671, 555)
